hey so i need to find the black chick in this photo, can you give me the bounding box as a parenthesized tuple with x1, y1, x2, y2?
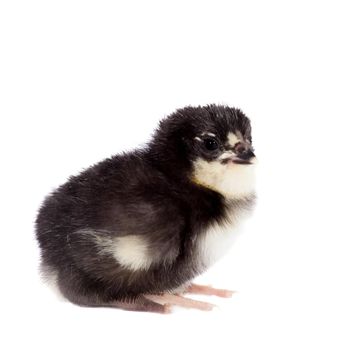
(36, 104, 256, 313)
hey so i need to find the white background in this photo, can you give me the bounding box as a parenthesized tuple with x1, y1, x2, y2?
(1, 1, 349, 349)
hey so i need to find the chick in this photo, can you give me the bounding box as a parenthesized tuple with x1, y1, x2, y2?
(36, 104, 256, 313)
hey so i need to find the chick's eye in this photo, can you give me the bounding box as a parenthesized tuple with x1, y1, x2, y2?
(203, 138, 219, 151)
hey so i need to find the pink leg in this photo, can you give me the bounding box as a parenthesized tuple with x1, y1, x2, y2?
(185, 284, 235, 298)
(145, 293, 216, 311)
(113, 296, 172, 314)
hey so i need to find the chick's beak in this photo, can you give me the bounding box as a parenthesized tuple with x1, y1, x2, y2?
(232, 143, 255, 165)
(233, 149, 255, 164)
(219, 151, 256, 165)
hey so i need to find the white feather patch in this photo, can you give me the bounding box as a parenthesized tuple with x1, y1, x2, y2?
(195, 206, 251, 270)
(192, 158, 256, 199)
(227, 132, 241, 147)
(78, 229, 154, 271)
(112, 235, 152, 271)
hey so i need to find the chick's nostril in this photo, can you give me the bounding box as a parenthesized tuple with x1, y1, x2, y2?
(234, 143, 246, 155)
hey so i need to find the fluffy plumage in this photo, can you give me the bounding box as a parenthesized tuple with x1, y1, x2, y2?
(35, 104, 256, 311)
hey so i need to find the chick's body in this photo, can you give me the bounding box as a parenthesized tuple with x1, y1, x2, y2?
(36, 105, 256, 311)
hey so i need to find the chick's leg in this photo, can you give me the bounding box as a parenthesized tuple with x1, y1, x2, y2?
(145, 293, 215, 311)
(113, 296, 172, 314)
(185, 283, 234, 298)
